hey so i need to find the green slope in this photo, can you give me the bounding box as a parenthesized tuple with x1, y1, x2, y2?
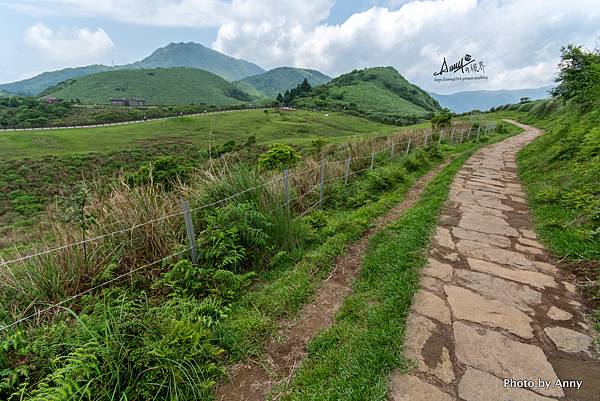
(237, 67, 331, 98)
(0, 42, 264, 95)
(292, 67, 441, 124)
(0, 65, 114, 96)
(131, 42, 264, 81)
(43, 68, 255, 106)
(0, 109, 399, 158)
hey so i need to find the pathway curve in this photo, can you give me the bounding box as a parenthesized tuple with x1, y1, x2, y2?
(390, 121, 600, 401)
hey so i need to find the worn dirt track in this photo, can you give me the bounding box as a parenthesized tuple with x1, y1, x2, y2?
(390, 121, 600, 401)
(215, 160, 452, 401)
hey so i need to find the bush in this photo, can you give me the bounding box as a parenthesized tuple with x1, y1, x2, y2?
(197, 203, 273, 272)
(257, 143, 301, 171)
(126, 155, 191, 189)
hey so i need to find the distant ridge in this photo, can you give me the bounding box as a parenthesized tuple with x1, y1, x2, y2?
(430, 86, 553, 113)
(237, 67, 331, 99)
(0, 42, 265, 95)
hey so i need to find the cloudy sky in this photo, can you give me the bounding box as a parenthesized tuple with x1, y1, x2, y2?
(1, 0, 599, 94)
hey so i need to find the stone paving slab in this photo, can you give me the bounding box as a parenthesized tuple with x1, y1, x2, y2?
(390, 121, 600, 401)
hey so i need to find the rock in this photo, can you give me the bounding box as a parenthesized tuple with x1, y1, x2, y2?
(422, 258, 453, 281)
(547, 306, 572, 321)
(458, 212, 519, 237)
(441, 252, 460, 262)
(453, 322, 563, 397)
(403, 314, 455, 383)
(412, 291, 451, 324)
(389, 374, 455, 401)
(466, 258, 556, 289)
(562, 281, 576, 293)
(444, 285, 534, 338)
(458, 367, 556, 401)
(451, 227, 511, 248)
(516, 243, 544, 256)
(544, 327, 594, 356)
(434, 226, 456, 249)
(456, 240, 536, 271)
(454, 269, 542, 313)
(518, 237, 544, 248)
(420, 276, 443, 292)
(519, 228, 537, 239)
(460, 204, 506, 218)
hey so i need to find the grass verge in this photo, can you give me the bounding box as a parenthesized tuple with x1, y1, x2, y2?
(271, 130, 517, 401)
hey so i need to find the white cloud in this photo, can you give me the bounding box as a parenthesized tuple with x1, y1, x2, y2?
(6, 0, 600, 91)
(24, 23, 114, 63)
(212, 0, 600, 92)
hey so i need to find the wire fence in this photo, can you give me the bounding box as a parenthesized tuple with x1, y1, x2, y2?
(0, 119, 497, 331)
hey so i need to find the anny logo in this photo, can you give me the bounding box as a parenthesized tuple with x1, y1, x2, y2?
(433, 54, 488, 83)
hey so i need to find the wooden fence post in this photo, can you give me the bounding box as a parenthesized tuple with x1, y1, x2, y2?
(182, 200, 197, 264)
(284, 168, 289, 214)
(344, 156, 351, 185)
(406, 137, 412, 155)
(370, 151, 375, 170)
(319, 159, 325, 209)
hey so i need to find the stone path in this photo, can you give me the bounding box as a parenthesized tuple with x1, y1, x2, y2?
(390, 121, 600, 401)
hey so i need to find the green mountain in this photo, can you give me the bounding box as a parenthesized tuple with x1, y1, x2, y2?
(0, 42, 264, 95)
(237, 67, 331, 98)
(430, 86, 552, 113)
(0, 65, 114, 96)
(292, 67, 441, 124)
(131, 42, 264, 81)
(43, 68, 255, 106)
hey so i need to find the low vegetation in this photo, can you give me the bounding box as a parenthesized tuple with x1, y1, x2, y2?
(0, 117, 508, 400)
(237, 67, 331, 99)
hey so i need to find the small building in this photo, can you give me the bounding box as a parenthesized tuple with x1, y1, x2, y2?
(43, 96, 59, 104)
(109, 98, 146, 107)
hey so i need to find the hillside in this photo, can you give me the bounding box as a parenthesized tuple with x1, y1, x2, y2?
(431, 86, 552, 113)
(237, 67, 331, 98)
(0, 42, 264, 95)
(130, 42, 264, 81)
(0, 65, 114, 96)
(43, 68, 255, 106)
(291, 67, 441, 124)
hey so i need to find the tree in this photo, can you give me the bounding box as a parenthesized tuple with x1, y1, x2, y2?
(551, 44, 600, 109)
(520, 97, 531, 103)
(276, 93, 283, 103)
(431, 108, 453, 129)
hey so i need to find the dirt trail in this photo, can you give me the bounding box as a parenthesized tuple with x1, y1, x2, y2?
(390, 121, 600, 401)
(215, 160, 451, 401)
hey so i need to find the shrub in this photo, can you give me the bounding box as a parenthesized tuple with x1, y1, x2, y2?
(257, 143, 301, 171)
(197, 203, 273, 272)
(126, 155, 190, 189)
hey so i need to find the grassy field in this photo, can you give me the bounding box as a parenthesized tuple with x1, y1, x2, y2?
(0, 109, 399, 159)
(43, 67, 253, 106)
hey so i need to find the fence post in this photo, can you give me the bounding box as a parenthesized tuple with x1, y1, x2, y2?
(391, 142, 395, 157)
(459, 129, 464, 143)
(406, 137, 412, 155)
(344, 156, 351, 185)
(476, 125, 481, 141)
(424, 131, 429, 146)
(450, 127, 455, 143)
(319, 159, 325, 209)
(284, 168, 290, 214)
(370, 151, 375, 170)
(439, 129, 443, 145)
(182, 200, 197, 264)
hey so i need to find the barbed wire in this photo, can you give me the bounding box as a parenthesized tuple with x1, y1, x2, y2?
(0, 247, 190, 332)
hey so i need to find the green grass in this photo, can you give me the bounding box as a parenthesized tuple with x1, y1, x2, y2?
(0, 109, 398, 159)
(264, 128, 519, 401)
(293, 67, 441, 124)
(44, 67, 254, 106)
